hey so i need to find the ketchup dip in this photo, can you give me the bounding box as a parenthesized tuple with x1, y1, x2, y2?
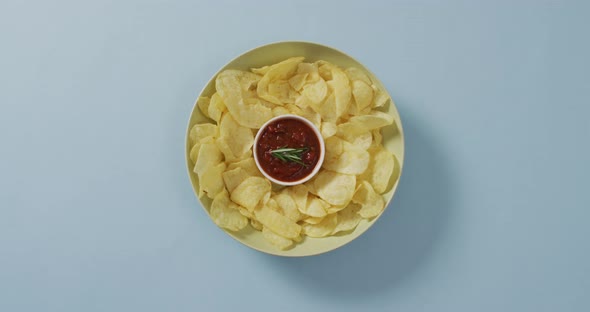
(254, 115, 324, 184)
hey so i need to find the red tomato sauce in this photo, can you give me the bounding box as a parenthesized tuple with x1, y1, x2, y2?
(256, 118, 321, 182)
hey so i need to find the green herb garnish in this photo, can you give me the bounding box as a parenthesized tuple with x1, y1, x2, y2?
(270, 146, 308, 166)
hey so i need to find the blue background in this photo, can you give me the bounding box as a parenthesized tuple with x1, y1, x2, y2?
(1, 0, 589, 311)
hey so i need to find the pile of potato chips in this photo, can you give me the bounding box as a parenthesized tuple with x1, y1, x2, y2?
(189, 57, 399, 250)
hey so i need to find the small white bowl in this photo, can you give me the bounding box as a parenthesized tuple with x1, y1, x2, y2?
(253, 114, 325, 186)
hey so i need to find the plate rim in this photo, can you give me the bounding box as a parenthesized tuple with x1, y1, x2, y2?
(185, 40, 405, 257)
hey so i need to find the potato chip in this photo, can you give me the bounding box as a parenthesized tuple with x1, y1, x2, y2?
(344, 67, 372, 85)
(230, 177, 271, 211)
(257, 57, 304, 105)
(372, 87, 390, 108)
(297, 62, 320, 84)
(274, 192, 302, 222)
(300, 107, 321, 129)
(294, 93, 311, 109)
(216, 70, 273, 129)
(222, 167, 251, 193)
(262, 226, 293, 250)
(226, 157, 261, 177)
(250, 218, 263, 231)
(196, 96, 210, 119)
(332, 203, 362, 234)
(238, 206, 254, 219)
(288, 73, 308, 91)
(210, 191, 248, 232)
(218, 113, 254, 160)
(297, 62, 319, 77)
(372, 129, 383, 146)
(302, 213, 338, 238)
(200, 162, 226, 199)
(353, 181, 385, 218)
(189, 142, 200, 163)
(351, 111, 394, 129)
(317, 61, 334, 80)
(304, 180, 318, 196)
(251, 97, 275, 109)
(288, 88, 300, 103)
(360, 146, 396, 194)
(287, 184, 308, 213)
(323, 147, 369, 175)
(303, 216, 325, 224)
(189, 136, 215, 163)
(301, 196, 328, 218)
(346, 97, 359, 117)
(324, 136, 344, 156)
(311, 92, 337, 122)
(217, 69, 260, 92)
(271, 183, 286, 193)
(326, 68, 351, 119)
(251, 65, 269, 75)
(301, 78, 328, 104)
(292, 234, 303, 243)
(208, 93, 226, 123)
(216, 137, 242, 163)
(255, 204, 301, 239)
(323, 138, 369, 175)
(360, 106, 372, 116)
(193, 143, 223, 175)
(320, 121, 337, 139)
(189, 123, 218, 145)
(285, 103, 303, 115)
(336, 120, 365, 137)
(337, 129, 372, 151)
(326, 204, 347, 214)
(264, 197, 279, 212)
(272, 106, 291, 117)
(351, 132, 373, 150)
(314, 170, 356, 206)
(268, 80, 292, 105)
(261, 191, 271, 206)
(352, 80, 374, 112)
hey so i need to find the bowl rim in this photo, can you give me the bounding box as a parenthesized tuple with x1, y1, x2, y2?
(252, 114, 326, 186)
(185, 40, 405, 257)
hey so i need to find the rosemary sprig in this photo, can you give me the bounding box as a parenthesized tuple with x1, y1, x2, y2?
(270, 146, 308, 166)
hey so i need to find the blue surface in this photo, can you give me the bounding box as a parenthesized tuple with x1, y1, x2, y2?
(1, 1, 589, 311)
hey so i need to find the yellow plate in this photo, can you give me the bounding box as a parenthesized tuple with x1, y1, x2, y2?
(185, 41, 405, 256)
